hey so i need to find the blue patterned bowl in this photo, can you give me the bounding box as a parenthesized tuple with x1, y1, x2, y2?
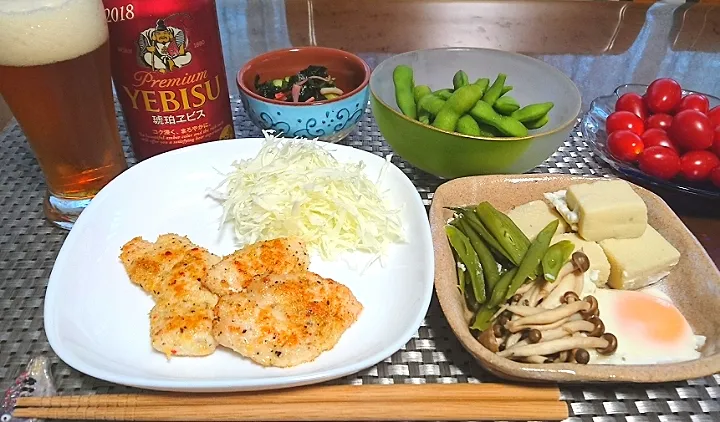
(237, 47, 370, 143)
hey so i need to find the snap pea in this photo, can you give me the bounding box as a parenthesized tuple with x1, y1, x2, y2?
(524, 113, 550, 130)
(446, 225, 486, 304)
(393, 65, 417, 119)
(542, 239, 575, 282)
(414, 85, 432, 124)
(473, 78, 490, 96)
(418, 94, 446, 116)
(511, 102, 555, 123)
(470, 304, 498, 332)
(434, 89, 453, 100)
(475, 201, 530, 266)
(453, 70, 469, 90)
(455, 218, 501, 292)
(493, 96, 520, 115)
(453, 249, 467, 297)
(488, 267, 518, 308)
(481, 73, 507, 106)
(457, 208, 514, 264)
(500, 85, 513, 97)
(432, 84, 485, 132)
(505, 220, 559, 299)
(456, 114, 481, 136)
(468, 100, 529, 138)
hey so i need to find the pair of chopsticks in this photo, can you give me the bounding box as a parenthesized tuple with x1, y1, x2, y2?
(12, 383, 568, 421)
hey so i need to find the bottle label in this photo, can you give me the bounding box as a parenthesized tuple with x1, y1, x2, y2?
(105, 1, 235, 159)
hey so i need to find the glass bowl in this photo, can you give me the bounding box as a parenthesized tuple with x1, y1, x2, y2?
(581, 84, 720, 199)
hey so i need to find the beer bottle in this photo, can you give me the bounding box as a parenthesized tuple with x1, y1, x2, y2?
(102, 0, 236, 160)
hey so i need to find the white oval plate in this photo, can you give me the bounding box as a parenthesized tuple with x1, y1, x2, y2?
(44, 138, 434, 392)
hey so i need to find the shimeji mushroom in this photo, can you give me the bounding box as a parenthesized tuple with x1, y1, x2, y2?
(506, 296, 599, 333)
(539, 251, 591, 309)
(497, 333, 618, 359)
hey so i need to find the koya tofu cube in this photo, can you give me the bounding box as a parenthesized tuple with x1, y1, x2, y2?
(551, 233, 611, 287)
(507, 200, 569, 241)
(566, 180, 647, 241)
(599, 225, 681, 290)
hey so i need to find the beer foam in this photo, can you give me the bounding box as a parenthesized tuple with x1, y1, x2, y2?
(0, 0, 109, 67)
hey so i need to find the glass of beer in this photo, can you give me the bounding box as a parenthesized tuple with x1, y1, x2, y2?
(0, 0, 128, 229)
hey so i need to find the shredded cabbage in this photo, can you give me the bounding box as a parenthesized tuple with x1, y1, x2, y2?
(209, 131, 405, 261)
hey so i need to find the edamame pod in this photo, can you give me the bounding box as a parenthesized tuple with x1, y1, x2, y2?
(453, 70, 469, 90)
(499, 85, 513, 97)
(414, 85, 433, 124)
(505, 220, 559, 299)
(432, 84, 485, 132)
(418, 94, 446, 116)
(468, 100, 529, 137)
(477, 123, 498, 137)
(524, 113, 550, 129)
(473, 78, 490, 96)
(433, 89, 453, 100)
(493, 96, 520, 115)
(481, 73, 507, 106)
(393, 65, 417, 119)
(511, 102, 555, 123)
(456, 115, 481, 136)
(413, 85, 432, 103)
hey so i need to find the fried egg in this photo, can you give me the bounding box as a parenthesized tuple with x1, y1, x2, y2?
(582, 281, 705, 365)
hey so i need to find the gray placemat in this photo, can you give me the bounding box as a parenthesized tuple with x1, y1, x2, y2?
(1, 98, 718, 422)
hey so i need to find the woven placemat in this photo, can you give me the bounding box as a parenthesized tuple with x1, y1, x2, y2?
(1, 98, 718, 422)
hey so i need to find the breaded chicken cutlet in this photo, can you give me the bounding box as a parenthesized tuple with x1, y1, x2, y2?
(213, 271, 363, 367)
(120, 234, 220, 357)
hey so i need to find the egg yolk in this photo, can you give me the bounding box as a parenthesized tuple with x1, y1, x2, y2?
(616, 291, 688, 344)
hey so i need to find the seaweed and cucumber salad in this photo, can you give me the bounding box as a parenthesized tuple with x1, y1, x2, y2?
(254, 65, 344, 103)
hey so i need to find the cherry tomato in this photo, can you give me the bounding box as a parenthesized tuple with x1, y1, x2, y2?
(615, 93, 648, 120)
(646, 113, 673, 131)
(641, 128, 677, 152)
(679, 150, 720, 182)
(714, 127, 720, 157)
(676, 93, 710, 114)
(638, 146, 681, 180)
(708, 106, 720, 129)
(669, 110, 714, 151)
(644, 78, 683, 114)
(606, 111, 645, 136)
(607, 130, 644, 162)
(711, 166, 720, 189)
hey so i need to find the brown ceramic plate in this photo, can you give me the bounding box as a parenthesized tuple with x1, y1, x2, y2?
(429, 174, 720, 383)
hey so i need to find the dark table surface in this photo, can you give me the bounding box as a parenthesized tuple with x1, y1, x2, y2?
(217, 0, 720, 263)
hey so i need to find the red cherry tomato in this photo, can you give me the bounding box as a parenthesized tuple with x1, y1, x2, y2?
(714, 127, 720, 157)
(679, 150, 720, 182)
(711, 166, 720, 188)
(676, 93, 710, 114)
(607, 130, 644, 162)
(615, 93, 648, 120)
(641, 128, 677, 152)
(708, 106, 720, 129)
(644, 78, 683, 114)
(646, 113, 673, 131)
(606, 111, 645, 136)
(638, 146, 681, 180)
(669, 110, 714, 151)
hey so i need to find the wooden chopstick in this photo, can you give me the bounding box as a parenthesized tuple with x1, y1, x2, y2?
(13, 400, 568, 421)
(12, 384, 568, 421)
(15, 383, 561, 407)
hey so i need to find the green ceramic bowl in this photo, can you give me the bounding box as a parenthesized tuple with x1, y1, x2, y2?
(370, 48, 582, 179)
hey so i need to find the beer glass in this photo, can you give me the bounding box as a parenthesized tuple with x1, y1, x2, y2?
(0, 0, 128, 229)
